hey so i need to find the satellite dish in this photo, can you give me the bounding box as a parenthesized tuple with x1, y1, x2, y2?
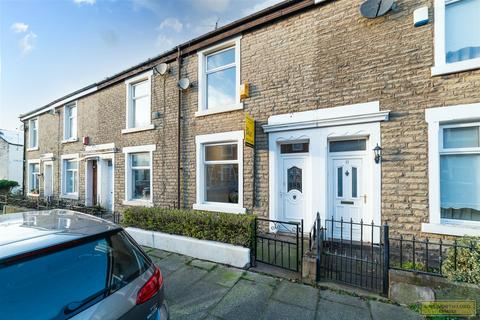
(155, 63, 169, 75)
(178, 78, 191, 90)
(360, 0, 394, 19)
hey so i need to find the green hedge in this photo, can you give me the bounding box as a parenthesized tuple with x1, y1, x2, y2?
(122, 207, 256, 248)
(442, 237, 480, 285)
(0, 180, 18, 190)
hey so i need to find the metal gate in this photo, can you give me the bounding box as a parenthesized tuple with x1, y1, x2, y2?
(313, 214, 389, 294)
(253, 218, 303, 273)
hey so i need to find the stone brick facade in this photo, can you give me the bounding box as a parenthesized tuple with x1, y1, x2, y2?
(22, 0, 480, 239)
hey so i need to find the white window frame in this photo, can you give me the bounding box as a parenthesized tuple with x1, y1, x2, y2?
(196, 36, 243, 117)
(122, 70, 154, 134)
(432, 0, 480, 76)
(61, 154, 79, 199)
(27, 159, 40, 196)
(424, 103, 480, 236)
(63, 102, 78, 142)
(193, 130, 245, 214)
(28, 118, 39, 151)
(122, 144, 155, 206)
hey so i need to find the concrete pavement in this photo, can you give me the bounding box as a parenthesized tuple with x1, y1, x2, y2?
(144, 247, 422, 320)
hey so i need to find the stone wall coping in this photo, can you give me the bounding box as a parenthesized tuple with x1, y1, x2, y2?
(126, 227, 251, 268)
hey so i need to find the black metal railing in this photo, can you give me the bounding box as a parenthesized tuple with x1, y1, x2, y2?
(0, 194, 120, 224)
(309, 222, 316, 252)
(315, 214, 389, 295)
(254, 217, 304, 273)
(389, 235, 479, 277)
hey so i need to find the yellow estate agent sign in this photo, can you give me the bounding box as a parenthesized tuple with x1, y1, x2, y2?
(245, 113, 255, 147)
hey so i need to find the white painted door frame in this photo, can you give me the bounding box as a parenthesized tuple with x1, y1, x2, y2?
(84, 153, 115, 212)
(266, 102, 385, 233)
(43, 161, 54, 197)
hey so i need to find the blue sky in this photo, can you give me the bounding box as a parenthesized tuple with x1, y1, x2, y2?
(0, 0, 280, 131)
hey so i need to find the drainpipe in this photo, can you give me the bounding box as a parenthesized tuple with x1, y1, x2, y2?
(176, 46, 181, 209)
(22, 121, 27, 196)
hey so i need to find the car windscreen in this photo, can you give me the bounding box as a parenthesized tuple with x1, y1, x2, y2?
(0, 230, 151, 320)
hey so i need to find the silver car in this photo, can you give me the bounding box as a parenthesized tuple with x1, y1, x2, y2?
(0, 209, 169, 320)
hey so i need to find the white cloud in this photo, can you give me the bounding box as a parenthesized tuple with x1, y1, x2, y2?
(132, 0, 162, 15)
(73, 0, 96, 4)
(242, 0, 280, 16)
(190, 16, 220, 35)
(191, 0, 230, 13)
(19, 32, 37, 55)
(159, 18, 183, 33)
(155, 34, 175, 52)
(100, 29, 119, 47)
(10, 22, 29, 33)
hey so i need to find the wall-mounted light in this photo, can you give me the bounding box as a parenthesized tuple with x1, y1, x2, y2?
(374, 143, 383, 164)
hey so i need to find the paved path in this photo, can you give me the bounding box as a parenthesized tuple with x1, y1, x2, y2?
(144, 248, 422, 320)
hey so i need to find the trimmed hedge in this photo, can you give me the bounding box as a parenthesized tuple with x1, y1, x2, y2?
(0, 180, 18, 190)
(442, 237, 480, 285)
(122, 207, 255, 248)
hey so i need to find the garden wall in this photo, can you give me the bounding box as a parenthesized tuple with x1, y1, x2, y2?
(389, 269, 480, 316)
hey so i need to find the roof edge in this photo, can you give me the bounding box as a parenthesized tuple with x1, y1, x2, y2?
(20, 0, 326, 121)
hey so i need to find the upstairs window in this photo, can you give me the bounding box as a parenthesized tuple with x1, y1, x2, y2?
(123, 71, 153, 133)
(433, 0, 480, 75)
(197, 36, 242, 116)
(28, 118, 38, 149)
(64, 103, 77, 141)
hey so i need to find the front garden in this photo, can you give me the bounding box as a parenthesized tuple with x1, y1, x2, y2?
(122, 207, 255, 248)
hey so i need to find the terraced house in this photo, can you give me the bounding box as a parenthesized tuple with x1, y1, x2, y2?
(20, 0, 480, 240)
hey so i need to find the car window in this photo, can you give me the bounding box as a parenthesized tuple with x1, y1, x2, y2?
(109, 231, 151, 289)
(0, 231, 151, 320)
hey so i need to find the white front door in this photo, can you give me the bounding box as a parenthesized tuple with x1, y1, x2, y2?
(105, 159, 113, 211)
(281, 156, 306, 223)
(331, 158, 365, 240)
(98, 159, 114, 212)
(43, 163, 53, 197)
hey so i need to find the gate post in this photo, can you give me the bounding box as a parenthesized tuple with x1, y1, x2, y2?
(252, 217, 257, 267)
(315, 212, 322, 282)
(300, 219, 304, 276)
(383, 223, 390, 296)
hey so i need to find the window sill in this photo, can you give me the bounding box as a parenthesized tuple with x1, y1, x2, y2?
(421, 222, 480, 237)
(122, 200, 153, 207)
(195, 103, 244, 117)
(431, 58, 480, 76)
(61, 194, 79, 200)
(27, 193, 40, 197)
(27, 147, 39, 152)
(121, 124, 155, 134)
(62, 138, 78, 144)
(193, 203, 246, 214)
